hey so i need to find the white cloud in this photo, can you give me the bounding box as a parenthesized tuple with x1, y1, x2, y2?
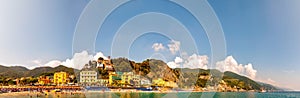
(167, 62, 178, 69)
(152, 43, 165, 52)
(216, 56, 257, 79)
(31, 51, 107, 70)
(168, 40, 180, 55)
(167, 57, 183, 69)
(167, 54, 208, 69)
(174, 57, 183, 63)
(44, 60, 62, 68)
(184, 54, 208, 69)
(93, 52, 108, 60)
(244, 64, 257, 79)
(61, 51, 93, 69)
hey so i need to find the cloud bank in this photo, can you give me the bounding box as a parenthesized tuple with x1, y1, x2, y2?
(168, 40, 181, 54)
(167, 54, 209, 69)
(151, 40, 257, 79)
(151, 40, 181, 55)
(152, 43, 165, 52)
(216, 56, 257, 79)
(32, 51, 107, 69)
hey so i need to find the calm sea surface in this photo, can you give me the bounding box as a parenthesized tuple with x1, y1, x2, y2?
(2, 92, 300, 98)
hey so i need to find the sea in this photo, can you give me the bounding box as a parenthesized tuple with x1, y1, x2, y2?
(5, 91, 299, 98)
(84, 92, 300, 98)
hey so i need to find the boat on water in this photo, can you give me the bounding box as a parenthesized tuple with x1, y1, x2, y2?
(259, 89, 267, 93)
(136, 87, 153, 91)
(51, 89, 61, 92)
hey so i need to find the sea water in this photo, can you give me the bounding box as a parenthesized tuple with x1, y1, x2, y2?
(67, 92, 300, 98)
(2, 92, 300, 98)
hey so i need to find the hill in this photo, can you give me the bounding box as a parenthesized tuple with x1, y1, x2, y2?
(112, 58, 280, 91)
(0, 65, 76, 78)
(112, 58, 180, 82)
(0, 65, 29, 78)
(0, 58, 280, 91)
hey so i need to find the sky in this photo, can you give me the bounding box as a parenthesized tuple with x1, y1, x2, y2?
(0, 0, 300, 90)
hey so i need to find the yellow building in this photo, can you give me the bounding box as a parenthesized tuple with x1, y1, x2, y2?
(108, 72, 122, 86)
(54, 71, 69, 85)
(152, 78, 178, 88)
(121, 72, 133, 85)
(164, 81, 178, 88)
(152, 78, 165, 87)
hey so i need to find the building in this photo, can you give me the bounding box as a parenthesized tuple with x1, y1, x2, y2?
(140, 78, 151, 86)
(121, 72, 133, 86)
(164, 81, 178, 88)
(152, 78, 165, 87)
(38, 76, 51, 85)
(97, 56, 115, 72)
(53, 71, 69, 85)
(97, 79, 109, 86)
(80, 70, 98, 84)
(120, 72, 141, 87)
(109, 72, 122, 86)
(132, 74, 141, 87)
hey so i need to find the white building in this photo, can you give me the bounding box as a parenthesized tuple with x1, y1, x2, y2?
(141, 78, 151, 86)
(80, 70, 98, 83)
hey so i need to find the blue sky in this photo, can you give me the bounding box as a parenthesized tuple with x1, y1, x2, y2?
(0, 0, 300, 90)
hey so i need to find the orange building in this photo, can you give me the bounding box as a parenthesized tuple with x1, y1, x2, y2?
(38, 76, 51, 85)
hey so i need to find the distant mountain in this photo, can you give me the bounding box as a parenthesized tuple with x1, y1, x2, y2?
(0, 65, 29, 78)
(0, 65, 77, 78)
(256, 81, 282, 91)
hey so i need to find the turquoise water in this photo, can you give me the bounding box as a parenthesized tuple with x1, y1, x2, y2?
(2, 92, 300, 98)
(85, 92, 300, 98)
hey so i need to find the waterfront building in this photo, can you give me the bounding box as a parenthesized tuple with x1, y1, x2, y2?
(109, 72, 122, 86)
(140, 78, 151, 86)
(132, 74, 141, 87)
(97, 79, 109, 86)
(80, 70, 98, 84)
(164, 81, 178, 88)
(121, 72, 133, 86)
(152, 78, 165, 87)
(38, 76, 51, 85)
(53, 71, 69, 85)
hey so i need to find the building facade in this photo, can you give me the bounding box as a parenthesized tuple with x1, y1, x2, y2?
(53, 72, 69, 85)
(80, 70, 98, 84)
(38, 76, 51, 85)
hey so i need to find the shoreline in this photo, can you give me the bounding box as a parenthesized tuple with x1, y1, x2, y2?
(0, 90, 292, 97)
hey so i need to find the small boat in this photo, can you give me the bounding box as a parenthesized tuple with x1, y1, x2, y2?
(52, 89, 61, 92)
(259, 89, 266, 93)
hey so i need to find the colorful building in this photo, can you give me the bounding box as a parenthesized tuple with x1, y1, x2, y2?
(109, 72, 122, 86)
(80, 70, 98, 84)
(140, 78, 151, 86)
(97, 79, 109, 86)
(38, 76, 51, 85)
(164, 81, 178, 88)
(152, 78, 165, 87)
(53, 71, 69, 85)
(121, 72, 133, 86)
